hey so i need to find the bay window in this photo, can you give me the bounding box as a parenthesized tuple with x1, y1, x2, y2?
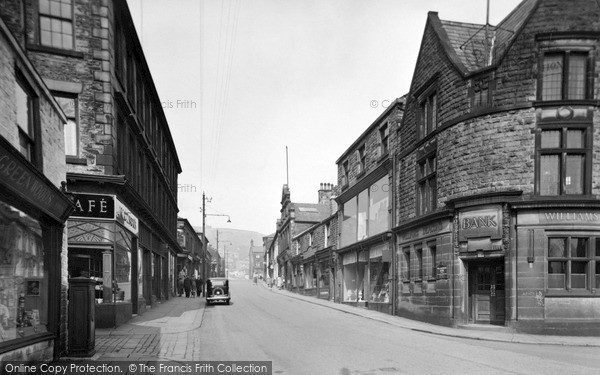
(540, 52, 590, 101)
(536, 125, 591, 196)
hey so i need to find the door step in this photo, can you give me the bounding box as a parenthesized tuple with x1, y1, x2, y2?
(458, 323, 511, 332)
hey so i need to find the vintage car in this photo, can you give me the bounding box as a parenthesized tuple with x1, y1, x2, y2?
(206, 278, 230, 305)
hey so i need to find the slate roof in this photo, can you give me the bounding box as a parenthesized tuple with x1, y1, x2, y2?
(436, 0, 538, 74)
(294, 203, 331, 223)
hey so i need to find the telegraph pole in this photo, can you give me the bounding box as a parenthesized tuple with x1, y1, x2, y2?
(202, 192, 206, 294)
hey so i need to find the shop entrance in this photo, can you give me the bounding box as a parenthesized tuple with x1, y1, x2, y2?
(468, 260, 505, 325)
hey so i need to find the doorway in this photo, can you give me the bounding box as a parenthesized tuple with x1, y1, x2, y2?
(468, 260, 505, 325)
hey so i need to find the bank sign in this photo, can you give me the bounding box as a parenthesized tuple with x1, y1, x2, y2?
(458, 206, 502, 242)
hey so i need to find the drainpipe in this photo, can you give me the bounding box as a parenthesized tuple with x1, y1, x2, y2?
(391, 153, 397, 316)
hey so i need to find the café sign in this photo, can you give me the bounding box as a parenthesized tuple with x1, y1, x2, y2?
(71, 194, 138, 235)
(458, 206, 502, 241)
(72, 193, 115, 219)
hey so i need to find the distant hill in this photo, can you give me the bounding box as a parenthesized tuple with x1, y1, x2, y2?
(195, 225, 265, 261)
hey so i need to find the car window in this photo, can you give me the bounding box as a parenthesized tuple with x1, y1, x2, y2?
(210, 280, 226, 286)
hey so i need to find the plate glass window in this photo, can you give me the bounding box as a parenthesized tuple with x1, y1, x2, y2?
(0, 201, 49, 341)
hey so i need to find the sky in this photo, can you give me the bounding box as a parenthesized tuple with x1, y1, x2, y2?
(126, 0, 524, 236)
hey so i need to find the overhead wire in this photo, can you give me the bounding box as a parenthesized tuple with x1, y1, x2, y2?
(205, 0, 241, 194)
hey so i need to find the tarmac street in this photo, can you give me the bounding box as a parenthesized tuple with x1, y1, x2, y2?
(86, 279, 600, 374)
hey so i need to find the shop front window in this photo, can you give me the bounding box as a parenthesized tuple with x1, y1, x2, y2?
(115, 246, 131, 302)
(0, 201, 48, 341)
(369, 257, 390, 303)
(342, 252, 357, 301)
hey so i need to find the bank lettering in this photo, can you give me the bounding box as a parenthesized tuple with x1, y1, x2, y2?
(461, 215, 497, 229)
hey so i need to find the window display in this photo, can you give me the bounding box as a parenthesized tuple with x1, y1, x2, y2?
(0, 201, 48, 342)
(369, 259, 390, 303)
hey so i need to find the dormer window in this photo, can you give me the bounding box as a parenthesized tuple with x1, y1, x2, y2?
(379, 123, 389, 156)
(357, 145, 366, 174)
(342, 160, 349, 187)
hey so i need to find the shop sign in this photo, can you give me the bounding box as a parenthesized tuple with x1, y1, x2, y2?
(399, 219, 449, 243)
(459, 206, 502, 241)
(541, 211, 600, 225)
(116, 199, 139, 235)
(0, 140, 72, 221)
(436, 264, 448, 280)
(517, 210, 600, 226)
(71, 193, 115, 219)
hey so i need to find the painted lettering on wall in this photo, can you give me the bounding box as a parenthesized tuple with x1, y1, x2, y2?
(543, 212, 600, 222)
(116, 199, 139, 235)
(0, 155, 54, 206)
(400, 220, 448, 242)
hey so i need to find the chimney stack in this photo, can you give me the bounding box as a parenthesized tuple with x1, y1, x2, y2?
(318, 182, 333, 205)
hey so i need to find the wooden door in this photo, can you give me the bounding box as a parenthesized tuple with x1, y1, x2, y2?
(470, 261, 505, 325)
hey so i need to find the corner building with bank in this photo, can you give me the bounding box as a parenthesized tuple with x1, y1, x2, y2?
(395, 0, 600, 335)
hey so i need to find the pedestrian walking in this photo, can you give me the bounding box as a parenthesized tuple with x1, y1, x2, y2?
(196, 276, 203, 297)
(183, 275, 192, 298)
(177, 268, 186, 297)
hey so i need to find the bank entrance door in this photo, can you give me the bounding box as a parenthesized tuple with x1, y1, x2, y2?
(469, 260, 505, 325)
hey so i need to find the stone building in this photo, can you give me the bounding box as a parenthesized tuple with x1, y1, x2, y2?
(335, 99, 404, 314)
(291, 186, 338, 300)
(262, 234, 275, 283)
(0, 18, 73, 360)
(177, 218, 204, 293)
(0, 0, 183, 329)
(395, 0, 600, 335)
(275, 184, 332, 290)
(249, 240, 264, 279)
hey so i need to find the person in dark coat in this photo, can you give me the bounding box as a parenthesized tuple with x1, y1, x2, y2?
(183, 276, 192, 298)
(196, 277, 203, 297)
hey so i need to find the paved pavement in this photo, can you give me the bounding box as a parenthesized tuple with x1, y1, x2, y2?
(66, 280, 600, 361)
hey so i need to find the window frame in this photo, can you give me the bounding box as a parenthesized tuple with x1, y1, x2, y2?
(416, 152, 437, 216)
(539, 50, 593, 102)
(341, 160, 349, 187)
(52, 92, 79, 157)
(546, 234, 600, 295)
(535, 123, 592, 196)
(38, 0, 75, 51)
(379, 122, 389, 156)
(470, 75, 495, 110)
(15, 76, 41, 169)
(418, 88, 438, 140)
(357, 145, 366, 175)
